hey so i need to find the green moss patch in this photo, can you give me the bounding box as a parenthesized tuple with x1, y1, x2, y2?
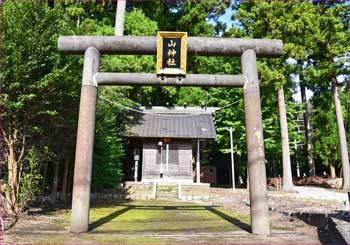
(86, 200, 249, 234)
(10, 199, 250, 244)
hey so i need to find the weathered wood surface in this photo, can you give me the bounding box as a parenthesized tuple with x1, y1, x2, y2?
(96, 73, 246, 87)
(241, 49, 269, 235)
(58, 36, 283, 57)
(71, 47, 100, 233)
(142, 141, 193, 181)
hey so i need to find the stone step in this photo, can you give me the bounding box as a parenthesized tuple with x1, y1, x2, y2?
(156, 185, 178, 200)
(156, 195, 178, 200)
(157, 186, 178, 192)
(157, 190, 177, 193)
(156, 194, 178, 198)
(157, 192, 177, 195)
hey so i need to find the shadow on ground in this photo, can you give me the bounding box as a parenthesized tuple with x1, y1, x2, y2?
(282, 211, 349, 244)
(4, 199, 325, 244)
(205, 206, 251, 232)
(89, 206, 133, 230)
(89, 204, 251, 232)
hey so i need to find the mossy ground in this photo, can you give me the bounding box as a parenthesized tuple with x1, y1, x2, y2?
(4, 199, 251, 244)
(4, 192, 328, 244)
(86, 199, 250, 234)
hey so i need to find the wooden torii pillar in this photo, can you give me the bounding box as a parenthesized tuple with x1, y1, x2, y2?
(58, 35, 283, 235)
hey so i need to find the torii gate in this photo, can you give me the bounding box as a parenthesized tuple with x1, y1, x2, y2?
(58, 31, 283, 236)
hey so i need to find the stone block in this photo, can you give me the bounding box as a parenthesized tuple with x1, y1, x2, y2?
(202, 196, 210, 201)
(193, 195, 201, 201)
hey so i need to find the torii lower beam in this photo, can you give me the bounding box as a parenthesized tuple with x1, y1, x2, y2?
(60, 34, 283, 236)
(95, 73, 246, 87)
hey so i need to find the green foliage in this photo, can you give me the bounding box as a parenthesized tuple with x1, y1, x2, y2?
(1, 1, 63, 118)
(224, 1, 349, 176)
(312, 84, 346, 168)
(92, 86, 134, 190)
(0, 1, 82, 212)
(313, 107, 341, 167)
(136, 1, 228, 36)
(92, 134, 124, 190)
(306, 3, 349, 170)
(66, 7, 160, 188)
(137, 1, 228, 105)
(124, 9, 158, 36)
(17, 147, 46, 211)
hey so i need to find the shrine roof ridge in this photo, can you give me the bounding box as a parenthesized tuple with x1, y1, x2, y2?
(138, 106, 219, 114)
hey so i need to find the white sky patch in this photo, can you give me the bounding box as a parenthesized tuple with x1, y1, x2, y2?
(292, 86, 314, 102)
(286, 57, 297, 65)
(207, 7, 236, 34)
(291, 74, 313, 102)
(218, 8, 234, 30)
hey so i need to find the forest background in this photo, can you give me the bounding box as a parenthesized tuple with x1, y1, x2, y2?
(0, 0, 349, 215)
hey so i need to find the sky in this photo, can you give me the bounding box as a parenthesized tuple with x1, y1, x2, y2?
(218, 7, 235, 31)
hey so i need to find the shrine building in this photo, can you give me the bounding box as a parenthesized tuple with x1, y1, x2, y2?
(123, 106, 217, 184)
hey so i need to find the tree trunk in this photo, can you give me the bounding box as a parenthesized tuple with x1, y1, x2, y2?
(115, 0, 126, 36)
(246, 168, 249, 190)
(300, 84, 316, 176)
(332, 77, 350, 190)
(7, 144, 18, 213)
(346, 82, 350, 134)
(67, 161, 74, 199)
(50, 160, 59, 206)
(41, 163, 48, 193)
(330, 163, 336, 179)
(278, 86, 294, 192)
(60, 158, 70, 201)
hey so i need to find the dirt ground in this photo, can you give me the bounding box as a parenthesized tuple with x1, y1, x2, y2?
(2, 187, 348, 244)
(210, 187, 349, 244)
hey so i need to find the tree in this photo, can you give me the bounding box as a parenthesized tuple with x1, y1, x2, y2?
(278, 85, 294, 191)
(232, 1, 350, 187)
(306, 3, 350, 188)
(0, 1, 82, 213)
(238, 1, 321, 177)
(68, 6, 160, 189)
(227, 2, 307, 185)
(312, 95, 341, 179)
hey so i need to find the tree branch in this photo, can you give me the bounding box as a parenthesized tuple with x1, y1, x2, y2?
(17, 131, 26, 164)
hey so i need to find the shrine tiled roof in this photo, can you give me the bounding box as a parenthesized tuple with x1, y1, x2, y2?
(125, 107, 217, 139)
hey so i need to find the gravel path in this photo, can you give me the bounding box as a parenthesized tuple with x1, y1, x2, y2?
(293, 186, 348, 202)
(210, 186, 349, 215)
